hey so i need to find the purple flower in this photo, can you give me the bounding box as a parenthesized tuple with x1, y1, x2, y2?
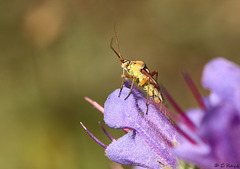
(81, 82, 181, 169)
(82, 57, 240, 169)
(175, 58, 240, 168)
(104, 86, 180, 169)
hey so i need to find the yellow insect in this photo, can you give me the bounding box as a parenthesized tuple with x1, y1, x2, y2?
(110, 34, 164, 111)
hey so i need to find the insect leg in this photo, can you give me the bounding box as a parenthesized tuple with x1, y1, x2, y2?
(138, 77, 151, 114)
(146, 77, 150, 114)
(139, 77, 148, 87)
(119, 69, 126, 97)
(150, 71, 158, 82)
(124, 76, 136, 100)
(119, 72, 133, 97)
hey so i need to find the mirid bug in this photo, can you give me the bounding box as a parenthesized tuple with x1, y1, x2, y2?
(110, 33, 164, 113)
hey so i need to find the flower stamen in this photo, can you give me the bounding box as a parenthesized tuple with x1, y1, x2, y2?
(161, 86, 196, 132)
(80, 122, 108, 149)
(174, 125, 198, 145)
(182, 72, 206, 111)
(84, 97, 130, 133)
(98, 121, 116, 141)
(84, 96, 104, 114)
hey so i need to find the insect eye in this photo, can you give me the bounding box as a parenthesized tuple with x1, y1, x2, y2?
(124, 60, 130, 66)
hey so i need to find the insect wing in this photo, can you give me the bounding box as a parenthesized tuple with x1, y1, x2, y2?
(141, 69, 160, 90)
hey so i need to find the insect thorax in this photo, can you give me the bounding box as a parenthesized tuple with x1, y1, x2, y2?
(121, 60, 130, 71)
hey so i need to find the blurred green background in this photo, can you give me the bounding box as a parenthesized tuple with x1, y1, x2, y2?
(1, 0, 240, 169)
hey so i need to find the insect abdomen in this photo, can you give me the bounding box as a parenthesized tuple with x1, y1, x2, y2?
(142, 83, 163, 103)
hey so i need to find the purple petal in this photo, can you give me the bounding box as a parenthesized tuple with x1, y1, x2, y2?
(175, 101, 240, 168)
(104, 87, 179, 142)
(174, 108, 220, 169)
(106, 131, 164, 169)
(104, 87, 180, 168)
(184, 108, 205, 128)
(202, 57, 240, 108)
(175, 58, 240, 168)
(199, 103, 240, 163)
(174, 141, 216, 169)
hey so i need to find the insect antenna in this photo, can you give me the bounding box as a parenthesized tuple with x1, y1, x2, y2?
(114, 27, 121, 56)
(110, 38, 125, 63)
(110, 28, 125, 63)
